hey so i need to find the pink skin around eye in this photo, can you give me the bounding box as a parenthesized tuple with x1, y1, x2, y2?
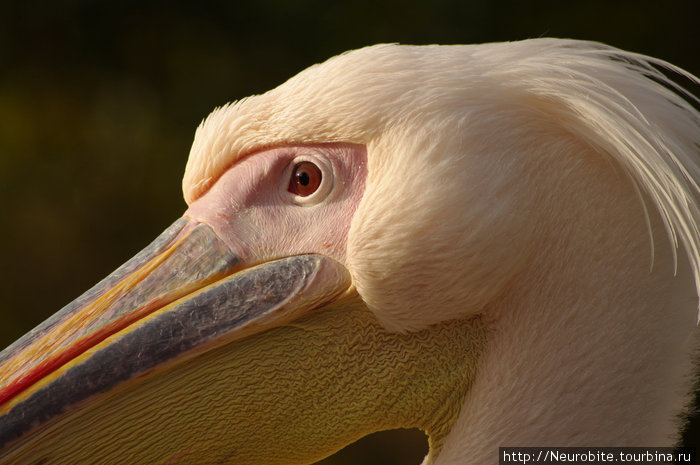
(184, 143, 368, 267)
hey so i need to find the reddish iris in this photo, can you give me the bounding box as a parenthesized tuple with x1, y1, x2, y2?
(288, 161, 322, 196)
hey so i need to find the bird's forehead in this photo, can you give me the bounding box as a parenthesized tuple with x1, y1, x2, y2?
(181, 43, 485, 204)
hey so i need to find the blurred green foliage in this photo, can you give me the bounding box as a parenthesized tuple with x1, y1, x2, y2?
(0, 0, 697, 462)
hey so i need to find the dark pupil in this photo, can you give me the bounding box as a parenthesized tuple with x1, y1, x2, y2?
(298, 171, 310, 186)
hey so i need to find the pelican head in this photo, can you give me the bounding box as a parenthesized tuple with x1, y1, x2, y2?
(0, 39, 698, 465)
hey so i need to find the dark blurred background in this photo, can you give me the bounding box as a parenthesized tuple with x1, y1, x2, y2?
(0, 0, 697, 462)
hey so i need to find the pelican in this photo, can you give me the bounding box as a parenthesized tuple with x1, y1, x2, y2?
(0, 39, 698, 465)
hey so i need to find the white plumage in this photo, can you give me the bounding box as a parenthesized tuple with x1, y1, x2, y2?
(187, 40, 699, 326)
(182, 40, 700, 461)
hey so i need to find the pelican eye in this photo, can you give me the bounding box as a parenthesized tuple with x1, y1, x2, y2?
(288, 161, 322, 197)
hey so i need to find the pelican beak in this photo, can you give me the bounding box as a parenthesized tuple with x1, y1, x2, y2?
(0, 217, 484, 465)
(0, 217, 349, 459)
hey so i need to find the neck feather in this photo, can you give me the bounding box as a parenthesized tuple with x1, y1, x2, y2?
(434, 146, 699, 464)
